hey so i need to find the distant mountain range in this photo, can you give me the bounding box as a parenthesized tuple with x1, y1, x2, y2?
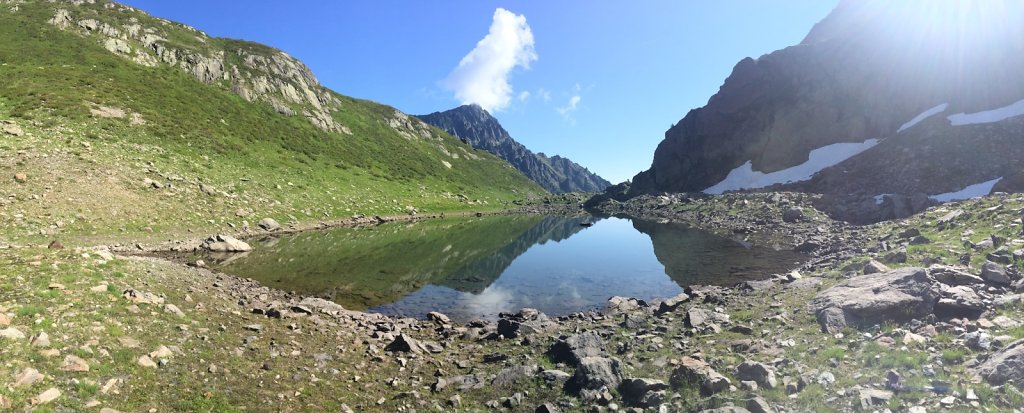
(625, 0, 1024, 222)
(417, 105, 611, 193)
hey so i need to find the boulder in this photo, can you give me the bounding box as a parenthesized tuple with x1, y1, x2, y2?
(492, 364, 538, 387)
(258, 218, 281, 231)
(812, 268, 939, 332)
(548, 331, 605, 365)
(862, 260, 890, 275)
(981, 261, 1011, 285)
(782, 208, 805, 223)
(201, 235, 252, 252)
(497, 309, 558, 339)
(930, 265, 985, 286)
(973, 338, 1024, 385)
(935, 285, 985, 318)
(656, 292, 690, 314)
(669, 356, 731, 396)
(619, 378, 669, 408)
(568, 357, 621, 393)
(736, 361, 777, 389)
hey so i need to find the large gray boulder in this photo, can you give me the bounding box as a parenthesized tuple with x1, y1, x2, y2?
(812, 268, 939, 332)
(973, 339, 1024, 385)
(548, 331, 605, 365)
(568, 357, 621, 392)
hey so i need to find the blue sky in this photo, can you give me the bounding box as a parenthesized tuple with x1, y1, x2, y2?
(119, 1, 838, 183)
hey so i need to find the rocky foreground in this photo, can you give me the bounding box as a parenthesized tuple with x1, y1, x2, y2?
(2, 193, 1024, 412)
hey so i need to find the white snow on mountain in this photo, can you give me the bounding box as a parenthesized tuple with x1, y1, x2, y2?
(703, 138, 880, 194)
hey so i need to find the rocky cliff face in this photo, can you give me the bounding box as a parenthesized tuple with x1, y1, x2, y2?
(629, 0, 1024, 218)
(417, 105, 611, 193)
(43, 0, 345, 132)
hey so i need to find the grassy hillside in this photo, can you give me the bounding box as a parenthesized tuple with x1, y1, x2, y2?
(0, 1, 544, 245)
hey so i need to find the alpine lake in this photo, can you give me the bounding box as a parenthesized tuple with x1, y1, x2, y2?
(197, 215, 806, 322)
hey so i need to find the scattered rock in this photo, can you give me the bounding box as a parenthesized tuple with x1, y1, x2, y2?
(736, 361, 777, 389)
(973, 338, 1024, 385)
(385, 334, 423, 354)
(32, 387, 61, 406)
(812, 268, 939, 332)
(656, 292, 690, 314)
(782, 208, 805, 223)
(164, 304, 186, 318)
(981, 261, 1011, 285)
(2, 121, 24, 136)
(258, 218, 281, 231)
(548, 331, 605, 365)
(63, 355, 90, 372)
(492, 365, 538, 387)
(496, 309, 558, 338)
(862, 259, 890, 275)
(568, 356, 622, 392)
(619, 377, 669, 407)
(137, 355, 158, 368)
(13, 367, 44, 388)
(747, 397, 775, 413)
(0, 327, 26, 340)
(859, 389, 893, 410)
(670, 356, 731, 396)
(201, 235, 252, 252)
(30, 331, 50, 347)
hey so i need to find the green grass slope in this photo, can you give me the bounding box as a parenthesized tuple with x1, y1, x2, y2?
(0, 1, 544, 245)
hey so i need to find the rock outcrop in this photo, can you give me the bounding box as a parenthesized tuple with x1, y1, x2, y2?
(417, 105, 610, 193)
(812, 268, 939, 333)
(627, 0, 1024, 218)
(46, 1, 344, 132)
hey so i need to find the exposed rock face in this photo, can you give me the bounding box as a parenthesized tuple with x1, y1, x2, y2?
(973, 339, 1024, 385)
(46, 2, 343, 132)
(812, 268, 939, 333)
(628, 1, 1024, 210)
(417, 105, 610, 193)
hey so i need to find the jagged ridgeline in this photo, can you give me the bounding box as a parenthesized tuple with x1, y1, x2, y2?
(0, 0, 543, 240)
(417, 105, 611, 194)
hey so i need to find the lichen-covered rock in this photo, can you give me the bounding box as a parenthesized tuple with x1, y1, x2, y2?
(812, 268, 939, 332)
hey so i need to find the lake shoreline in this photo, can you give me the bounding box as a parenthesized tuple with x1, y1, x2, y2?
(3, 193, 1024, 411)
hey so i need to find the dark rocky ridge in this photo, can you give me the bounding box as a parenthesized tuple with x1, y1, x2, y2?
(417, 105, 611, 193)
(628, 0, 1024, 219)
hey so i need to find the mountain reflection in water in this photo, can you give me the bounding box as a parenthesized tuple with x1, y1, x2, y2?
(206, 215, 804, 321)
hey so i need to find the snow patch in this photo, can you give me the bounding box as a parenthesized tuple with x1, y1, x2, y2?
(897, 103, 948, 133)
(948, 99, 1024, 126)
(930, 177, 1003, 202)
(703, 138, 880, 194)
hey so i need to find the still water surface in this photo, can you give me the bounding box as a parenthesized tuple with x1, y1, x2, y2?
(206, 215, 803, 321)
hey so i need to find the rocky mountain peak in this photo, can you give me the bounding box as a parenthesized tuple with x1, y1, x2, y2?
(417, 106, 611, 193)
(628, 0, 1024, 222)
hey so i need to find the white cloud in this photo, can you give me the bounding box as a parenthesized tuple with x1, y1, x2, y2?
(557, 95, 581, 117)
(556, 84, 582, 119)
(537, 88, 552, 102)
(443, 8, 537, 112)
(518, 90, 531, 102)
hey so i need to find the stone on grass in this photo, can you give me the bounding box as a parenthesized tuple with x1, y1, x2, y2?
(670, 356, 731, 396)
(812, 268, 939, 333)
(973, 338, 1024, 385)
(736, 361, 777, 389)
(32, 388, 61, 405)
